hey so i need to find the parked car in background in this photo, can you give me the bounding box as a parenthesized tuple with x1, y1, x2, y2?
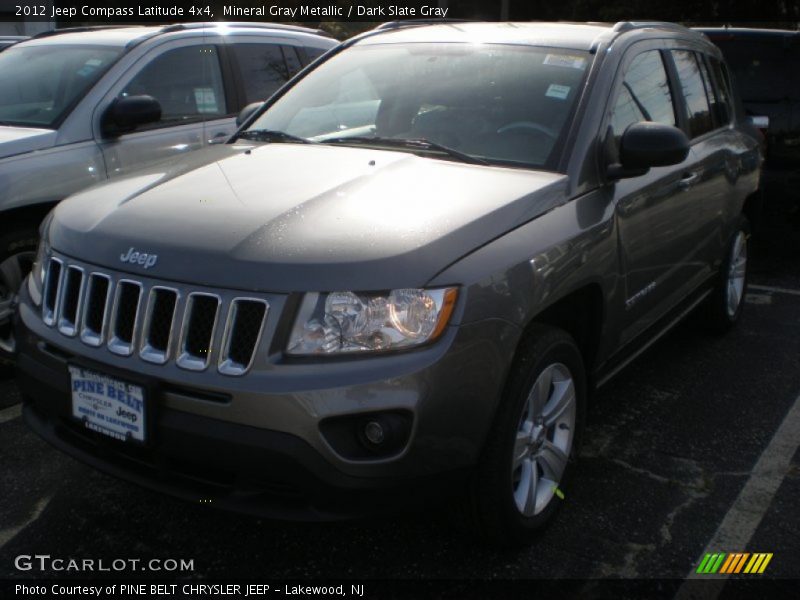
(697, 28, 800, 209)
(15, 21, 760, 544)
(0, 23, 336, 365)
(0, 36, 28, 51)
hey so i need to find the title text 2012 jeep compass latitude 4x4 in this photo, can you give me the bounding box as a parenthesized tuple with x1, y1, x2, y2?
(15, 21, 760, 544)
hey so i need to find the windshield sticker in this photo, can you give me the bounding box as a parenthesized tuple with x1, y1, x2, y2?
(546, 84, 571, 100)
(544, 54, 588, 70)
(194, 88, 219, 114)
(76, 58, 105, 77)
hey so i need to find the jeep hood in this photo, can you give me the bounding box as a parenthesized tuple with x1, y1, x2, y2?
(0, 125, 56, 159)
(51, 143, 568, 292)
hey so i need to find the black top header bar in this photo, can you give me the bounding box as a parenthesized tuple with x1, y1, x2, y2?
(1, 1, 799, 26)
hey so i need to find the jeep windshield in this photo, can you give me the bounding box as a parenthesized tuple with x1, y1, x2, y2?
(0, 44, 121, 128)
(245, 43, 591, 169)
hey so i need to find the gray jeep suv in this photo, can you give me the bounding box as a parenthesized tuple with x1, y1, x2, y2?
(0, 23, 336, 363)
(15, 21, 760, 544)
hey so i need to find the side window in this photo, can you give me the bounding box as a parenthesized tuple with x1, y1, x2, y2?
(283, 46, 302, 77)
(708, 57, 733, 125)
(671, 50, 714, 138)
(230, 43, 296, 105)
(696, 54, 727, 128)
(304, 46, 328, 62)
(610, 50, 676, 148)
(121, 45, 227, 126)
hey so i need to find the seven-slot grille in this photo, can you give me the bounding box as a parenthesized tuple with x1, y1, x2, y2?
(40, 256, 268, 376)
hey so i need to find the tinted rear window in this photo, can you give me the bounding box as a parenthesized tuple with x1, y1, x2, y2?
(711, 39, 800, 102)
(231, 44, 301, 105)
(707, 57, 733, 125)
(671, 50, 715, 138)
(304, 46, 328, 61)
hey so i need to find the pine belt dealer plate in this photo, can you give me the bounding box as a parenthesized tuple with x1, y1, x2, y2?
(69, 366, 147, 443)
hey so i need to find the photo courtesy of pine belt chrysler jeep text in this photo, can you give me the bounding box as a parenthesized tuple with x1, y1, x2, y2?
(14, 21, 761, 545)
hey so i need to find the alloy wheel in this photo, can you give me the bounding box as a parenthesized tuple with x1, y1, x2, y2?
(511, 362, 576, 517)
(726, 231, 747, 318)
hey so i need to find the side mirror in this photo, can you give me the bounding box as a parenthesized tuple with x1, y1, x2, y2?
(607, 122, 690, 180)
(102, 95, 161, 136)
(236, 102, 262, 127)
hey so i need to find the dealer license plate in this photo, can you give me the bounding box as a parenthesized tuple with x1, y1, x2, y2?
(69, 366, 147, 443)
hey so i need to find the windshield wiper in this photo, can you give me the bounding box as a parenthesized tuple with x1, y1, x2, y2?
(237, 129, 314, 144)
(322, 136, 491, 165)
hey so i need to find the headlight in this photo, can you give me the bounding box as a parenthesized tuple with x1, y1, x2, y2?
(287, 288, 458, 355)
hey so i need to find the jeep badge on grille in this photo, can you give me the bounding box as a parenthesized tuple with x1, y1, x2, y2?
(120, 247, 158, 269)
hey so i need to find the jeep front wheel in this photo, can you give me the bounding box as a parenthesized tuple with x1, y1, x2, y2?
(465, 325, 586, 546)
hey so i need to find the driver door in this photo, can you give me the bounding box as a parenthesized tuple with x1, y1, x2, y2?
(98, 41, 232, 178)
(608, 47, 705, 344)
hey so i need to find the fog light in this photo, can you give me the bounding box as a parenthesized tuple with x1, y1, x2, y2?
(319, 410, 413, 460)
(363, 421, 385, 445)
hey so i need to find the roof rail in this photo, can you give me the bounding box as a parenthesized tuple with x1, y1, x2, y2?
(375, 19, 473, 31)
(158, 22, 330, 37)
(612, 21, 695, 34)
(32, 25, 136, 39)
(32, 21, 330, 43)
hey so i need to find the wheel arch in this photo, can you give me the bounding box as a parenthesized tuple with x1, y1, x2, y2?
(0, 202, 58, 234)
(517, 283, 605, 389)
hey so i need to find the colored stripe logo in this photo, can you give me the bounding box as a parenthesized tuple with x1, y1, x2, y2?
(696, 552, 773, 574)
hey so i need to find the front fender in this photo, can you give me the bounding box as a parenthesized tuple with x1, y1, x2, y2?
(0, 141, 106, 213)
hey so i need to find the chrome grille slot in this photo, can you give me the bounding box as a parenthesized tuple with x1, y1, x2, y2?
(108, 280, 142, 356)
(177, 293, 220, 371)
(218, 299, 268, 376)
(57, 266, 84, 336)
(39, 253, 270, 376)
(42, 258, 63, 326)
(80, 274, 111, 346)
(140, 287, 178, 364)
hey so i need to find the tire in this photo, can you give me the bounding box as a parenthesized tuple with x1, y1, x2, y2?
(461, 324, 587, 546)
(0, 223, 39, 372)
(701, 216, 750, 334)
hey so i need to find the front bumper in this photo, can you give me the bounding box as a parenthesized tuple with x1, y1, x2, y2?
(16, 283, 519, 520)
(20, 359, 462, 520)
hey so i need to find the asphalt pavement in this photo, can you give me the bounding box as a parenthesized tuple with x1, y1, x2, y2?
(1, 207, 799, 593)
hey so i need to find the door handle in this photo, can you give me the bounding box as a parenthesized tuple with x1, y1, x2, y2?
(208, 132, 229, 145)
(678, 172, 699, 189)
